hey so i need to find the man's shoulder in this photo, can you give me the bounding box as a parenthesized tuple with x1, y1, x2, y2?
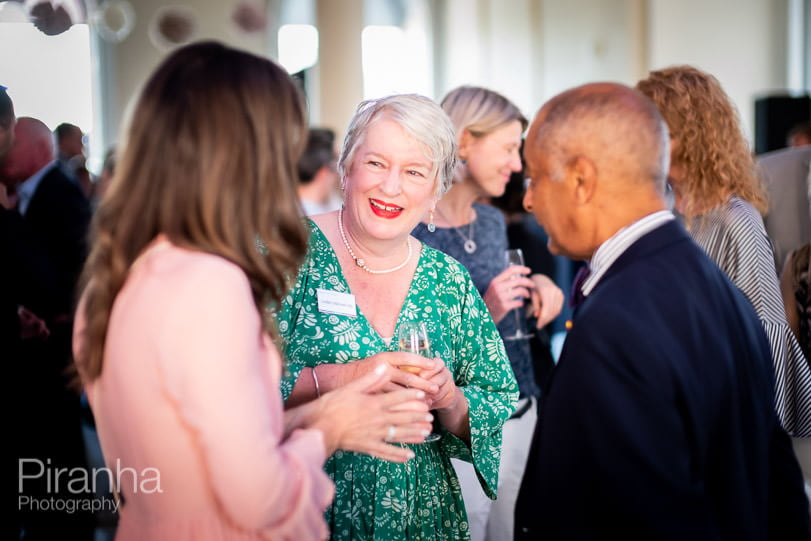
(758, 146, 811, 186)
(32, 165, 90, 211)
(39, 163, 79, 188)
(757, 145, 811, 169)
(589, 223, 728, 309)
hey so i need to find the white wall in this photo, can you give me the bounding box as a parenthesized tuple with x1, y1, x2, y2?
(434, 0, 797, 143)
(95, 0, 272, 152)
(538, 0, 647, 102)
(647, 0, 789, 140)
(438, 0, 542, 122)
(437, 0, 647, 124)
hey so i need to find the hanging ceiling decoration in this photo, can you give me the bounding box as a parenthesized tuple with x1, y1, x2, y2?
(92, 0, 134, 43)
(19, 0, 265, 45)
(27, 0, 76, 35)
(148, 5, 200, 51)
(19, 0, 135, 42)
(231, 0, 267, 34)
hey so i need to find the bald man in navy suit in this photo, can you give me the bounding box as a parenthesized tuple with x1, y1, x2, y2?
(3, 116, 93, 540)
(515, 83, 810, 540)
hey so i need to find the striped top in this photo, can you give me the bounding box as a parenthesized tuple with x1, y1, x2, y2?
(688, 195, 811, 437)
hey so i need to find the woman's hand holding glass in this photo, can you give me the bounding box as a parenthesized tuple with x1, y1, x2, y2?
(483, 262, 535, 325)
(397, 321, 444, 442)
(352, 351, 439, 395)
(502, 249, 535, 340)
(482, 253, 564, 332)
(308, 365, 434, 463)
(528, 273, 564, 329)
(418, 355, 459, 411)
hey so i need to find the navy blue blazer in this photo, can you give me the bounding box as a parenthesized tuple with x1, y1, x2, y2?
(515, 220, 810, 540)
(23, 163, 91, 316)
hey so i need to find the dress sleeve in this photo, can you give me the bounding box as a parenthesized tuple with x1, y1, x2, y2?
(439, 265, 519, 499)
(274, 254, 314, 400)
(719, 206, 811, 436)
(156, 257, 334, 540)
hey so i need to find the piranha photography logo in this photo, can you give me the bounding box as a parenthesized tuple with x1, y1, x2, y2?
(18, 458, 162, 514)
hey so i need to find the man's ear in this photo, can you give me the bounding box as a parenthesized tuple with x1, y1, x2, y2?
(567, 155, 597, 204)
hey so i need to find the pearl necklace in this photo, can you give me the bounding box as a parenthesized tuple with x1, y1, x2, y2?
(337, 208, 413, 274)
(434, 207, 477, 254)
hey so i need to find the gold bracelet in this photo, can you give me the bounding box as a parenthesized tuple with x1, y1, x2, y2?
(311, 366, 321, 398)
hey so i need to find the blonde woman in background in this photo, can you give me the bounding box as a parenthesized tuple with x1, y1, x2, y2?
(413, 86, 564, 541)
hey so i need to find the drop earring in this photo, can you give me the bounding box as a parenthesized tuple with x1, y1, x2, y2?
(427, 209, 436, 232)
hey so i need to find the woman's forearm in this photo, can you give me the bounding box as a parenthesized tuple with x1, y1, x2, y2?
(284, 363, 360, 408)
(283, 400, 317, 439)
(436, 387, 471, 445)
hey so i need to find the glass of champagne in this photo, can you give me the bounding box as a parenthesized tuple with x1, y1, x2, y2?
(397, 321, 442, 443)
(503, 248, 534, 341)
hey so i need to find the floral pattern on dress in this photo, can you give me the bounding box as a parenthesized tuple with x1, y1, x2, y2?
(274, 220, 518, 541)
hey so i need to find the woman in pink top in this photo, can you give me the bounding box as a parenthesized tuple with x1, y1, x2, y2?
(72, 41, 432, 541)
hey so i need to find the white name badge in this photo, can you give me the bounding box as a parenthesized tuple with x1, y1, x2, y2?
(316, 288, 357, 318)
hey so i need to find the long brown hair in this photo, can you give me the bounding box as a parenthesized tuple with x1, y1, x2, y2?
(636, 65, 767, 221)
(76, 41, 309, 382)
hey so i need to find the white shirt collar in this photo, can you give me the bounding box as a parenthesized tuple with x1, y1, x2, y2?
(17, 161, 56, 216)
(581, 210, 674, 297)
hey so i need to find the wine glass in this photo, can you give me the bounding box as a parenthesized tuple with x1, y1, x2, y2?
(397, 321, 442, 443)
(503, 248, 534, 341)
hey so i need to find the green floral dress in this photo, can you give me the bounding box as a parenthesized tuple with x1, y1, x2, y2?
(275, 221, 518, 541)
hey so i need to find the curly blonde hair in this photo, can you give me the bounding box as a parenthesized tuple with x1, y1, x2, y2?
(636, 65, 767, 221)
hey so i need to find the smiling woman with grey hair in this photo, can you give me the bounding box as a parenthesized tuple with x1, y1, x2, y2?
(275, 93, 518, 540)
(337, 94, 458, 199)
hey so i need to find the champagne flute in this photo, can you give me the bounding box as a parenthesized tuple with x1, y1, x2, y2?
(503, 248, 534, 341)
(397, 321, 442, 443)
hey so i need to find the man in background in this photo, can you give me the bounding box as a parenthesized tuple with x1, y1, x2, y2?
(54, 122, 84, 177)
(788, 121, 811, 148)
(758, 143, 811, 273)
(296, 127, 341, 216)
(3, 116, 94, 540)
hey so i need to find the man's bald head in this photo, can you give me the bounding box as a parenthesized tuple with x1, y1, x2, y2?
(527, 82, 669, 193)
(0, 116, 56, 185)
(522, 83, 671, 260)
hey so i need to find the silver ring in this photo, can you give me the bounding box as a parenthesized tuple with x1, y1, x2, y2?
(385, 425, 396, 442)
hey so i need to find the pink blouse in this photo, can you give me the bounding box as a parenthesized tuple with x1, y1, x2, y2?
(75, 239, 334, 540)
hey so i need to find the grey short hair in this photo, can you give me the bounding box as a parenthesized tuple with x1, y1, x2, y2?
(535, 85, 670, 191)
(337, 94, 457, 197)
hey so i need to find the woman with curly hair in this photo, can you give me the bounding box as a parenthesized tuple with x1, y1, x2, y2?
(636, 65, 811, 438)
